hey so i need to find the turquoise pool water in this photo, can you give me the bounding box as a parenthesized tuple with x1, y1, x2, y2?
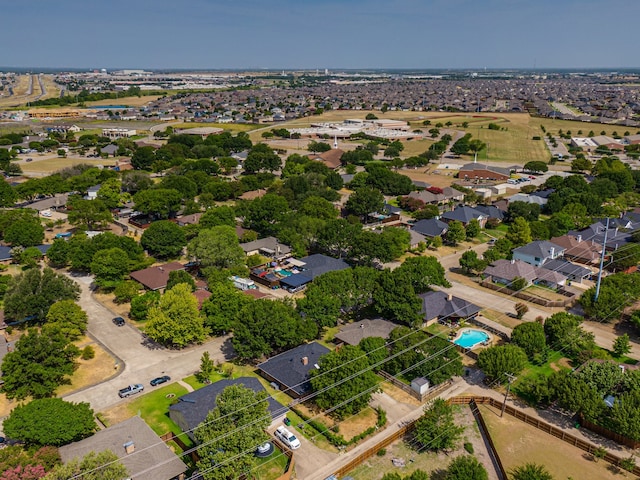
(453, 329, 489, 349)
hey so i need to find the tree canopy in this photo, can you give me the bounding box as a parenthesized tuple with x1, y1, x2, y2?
(140, 220, 186, 259)
(3, 398, 95, 447)
(188, 226, 245, 269)
(413, 398, 464, 451)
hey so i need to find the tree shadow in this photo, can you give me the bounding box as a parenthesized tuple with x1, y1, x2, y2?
(221, 337, 236, 360)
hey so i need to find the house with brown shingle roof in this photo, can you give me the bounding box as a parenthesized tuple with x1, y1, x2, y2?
(130, 262, 185, 291)
(550, 234, 602, 265)
(308, 148, 344, 170)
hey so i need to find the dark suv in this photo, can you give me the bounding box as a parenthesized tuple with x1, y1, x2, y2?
(113, 316, 125, 327)
(150, 375, 171, 386)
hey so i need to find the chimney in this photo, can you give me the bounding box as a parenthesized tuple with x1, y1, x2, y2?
(549, 247, 555, 258)
(577, 234, 582, 243)
(511, 259, 515, 264)
(301, 356, 309, 366)
(123, 441, 135, 454)
(447, 293, 453, 301)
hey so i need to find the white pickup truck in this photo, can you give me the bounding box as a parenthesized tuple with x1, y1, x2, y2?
(275, 425, 301, 450)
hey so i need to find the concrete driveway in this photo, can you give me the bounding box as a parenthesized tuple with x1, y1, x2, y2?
(63, 273, 233, 412)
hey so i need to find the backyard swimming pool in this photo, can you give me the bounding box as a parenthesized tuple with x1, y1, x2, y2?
(453, 329, 490, 349)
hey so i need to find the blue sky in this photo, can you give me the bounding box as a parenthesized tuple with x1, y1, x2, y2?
(1, 0, 638, 69)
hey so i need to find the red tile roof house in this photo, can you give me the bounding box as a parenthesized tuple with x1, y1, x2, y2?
(129, 262, 185, 291)
(308, 148, 344, 170)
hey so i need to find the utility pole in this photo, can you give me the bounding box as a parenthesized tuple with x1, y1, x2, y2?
(595, 217, 610, 302)
(501, 373, 516, 417)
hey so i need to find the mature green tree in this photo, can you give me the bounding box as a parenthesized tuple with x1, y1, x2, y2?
(3, 267, 80, 322)
(311, 345, 379, 418)
(445, 221, 466, 246)
(477, 345, 528, 382)
(90, 248, 130, 289)
(345, 187, 384, 218)
(571, 156, 592, 173)
(244, 143, 281, 173)
(113, 280, 140, 304)
(140, 220, 186, 259)
(187, 226, 245, 269)
(413, 398, 464, 451)
(373, 269, 423, 326)
(44, 450, 128, 480)
(505, 202, 540, 223)
(466, 218, 481, 239)
(609, 389, 640, 442)
(610, 244, 640, 271)
(395, 256, 450, 292)
(506, 217, 532, 247)
(14, 245, 44, 268)
(199, 206, 237, 228)
(510, 463, 554, 480)
(444, 455, 488, 480)
(232, 300, 317, 360)
(145, 283, 206, 348)
(1, 329, 79, 400)
(159, 175, 198, 201)
(133, 188, 182, 219)
(96, 177, 123, 209)
(614, 333, 632, 356)
(299, 196, 339, 220)
(43, 299, 88, 341)
(316, 218, 361, 258)
(523, 161, 549, 173)
(121, 170, 153, 193)
(166, 269, 196, 291)
(511, 322, 546, 359)
(194, 384, 270, 480)
(129, 290, 160, 321)
(576, 360, 625, 397)
(4, 219, 44, 247)
(459, 250, 487, 274)
(358, 337, 388, 372)
(66, 198, 113, 230)
(131, 145, 156, 170)
(201, 283, 252, 335)
(543, 312, 583, 345)
(45, 238, 71, 268)
(385, 327, 463, 385)
(3, 398, 95, 447)
(0, 178, 16, 206)
(242, 194, 289, 235)
(579, 273, 640, 321)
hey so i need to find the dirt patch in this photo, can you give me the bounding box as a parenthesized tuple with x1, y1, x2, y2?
(93, 291, 133, 320)
(379, 383, 421, 407)
(101, 402, 131, 427)
(397, 167, 459, 188)
(480, 403, 622, 480)
(56, 337, 118, 396)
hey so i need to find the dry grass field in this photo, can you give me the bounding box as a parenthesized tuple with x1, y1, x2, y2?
(56, 337, 117, 396)
(0, 74, 61, 108)
(19, 155, 117, 175)
(172, 122, 261, 133)
(83, 96, 163, 107)
(480, 403, 623, 480)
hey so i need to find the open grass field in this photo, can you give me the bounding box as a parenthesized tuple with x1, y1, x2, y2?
(172, 122, 261, 133)
(83, 96, 163, 107)
(480, 403, 622, 480)
(56, 337, 118, 396)
(19, 156, 117, 175)
(253, 449, 290, 480)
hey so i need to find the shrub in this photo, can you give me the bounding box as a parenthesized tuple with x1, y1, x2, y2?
(464, 442, 474, 454)
(377, 448, 387, 456)
(81, 345, 95, 360)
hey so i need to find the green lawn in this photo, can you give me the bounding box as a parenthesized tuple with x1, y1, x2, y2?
(126, 382, 190, 440)
(253, 448, 290, 480)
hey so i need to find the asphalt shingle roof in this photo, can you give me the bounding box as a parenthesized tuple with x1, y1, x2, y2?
(418, 291, 481, 321)
(412, 218, 448, 238)
(441, 206, 485, 224)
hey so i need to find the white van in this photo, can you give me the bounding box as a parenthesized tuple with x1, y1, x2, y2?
(275, 426, 301, 450)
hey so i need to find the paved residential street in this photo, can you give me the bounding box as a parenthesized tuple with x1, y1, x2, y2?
(63, 273, 233, 412)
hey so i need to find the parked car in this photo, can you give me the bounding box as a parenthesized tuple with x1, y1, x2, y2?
(118, 384, 144, 398)
(112, 316, 125, 327)
(275, 426, 301, 450)
(25, 158, 33, 162)
(150, 375, 171, 386)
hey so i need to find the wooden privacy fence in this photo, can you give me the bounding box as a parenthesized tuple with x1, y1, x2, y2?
(331, 395, 640, 479)
(480, 280, 576, 307)
(377, 371, 452, 402)
(469, 399, 508, 480)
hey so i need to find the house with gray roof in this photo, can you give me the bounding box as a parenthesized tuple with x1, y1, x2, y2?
(512, 240, 565, 267)
(240, 236, 291, 260)
(407, 186, 464, 205)
(169, 377, 285, 441)
(441, 206, 487, 227)
(58, 416, 187, 480)
(418, 291, 481, 326)
(412, 218, 449, 238)
(334, 319, 397, 346)
(507, 193, 548, 206)
(543, 258, 592, 283)
(257, 342, 330, 398)
(473, 205, 504, 222)
(483, 259, 567, 289)
(568, 221, 633, 251)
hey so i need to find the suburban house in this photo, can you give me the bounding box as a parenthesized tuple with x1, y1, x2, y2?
(407, 186, 465, 206)
(411, 218, 449, 238)
(176, 212, 203, 226)
(483, 259, 567, 289)
(408, 229, 427, 249)
(308, 148, 344, 170)
(550, 234, 602, 265)
(512, 240, 565, 267)
(543, 258, 593, 283)
(0, 246, 12, 262)
(257, 342, 330, 398)
(473, 205, 505, 222)
(85, 184, 101, 200)
(333, 319, 397, 346)
(58, 416, 188, 480)
(440, 205, 487, 228)
(507, 193, 548, 206)
(279, 254, 350, 292)
(568, 221, 633, 251)
(26, 193, 69, 212)
(418, 291, 481, 326)
(169, 378, 285, 441)
(129, 262, 186, 291)
(240, 236, 292, 260)
(458, 163, 512, 181)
